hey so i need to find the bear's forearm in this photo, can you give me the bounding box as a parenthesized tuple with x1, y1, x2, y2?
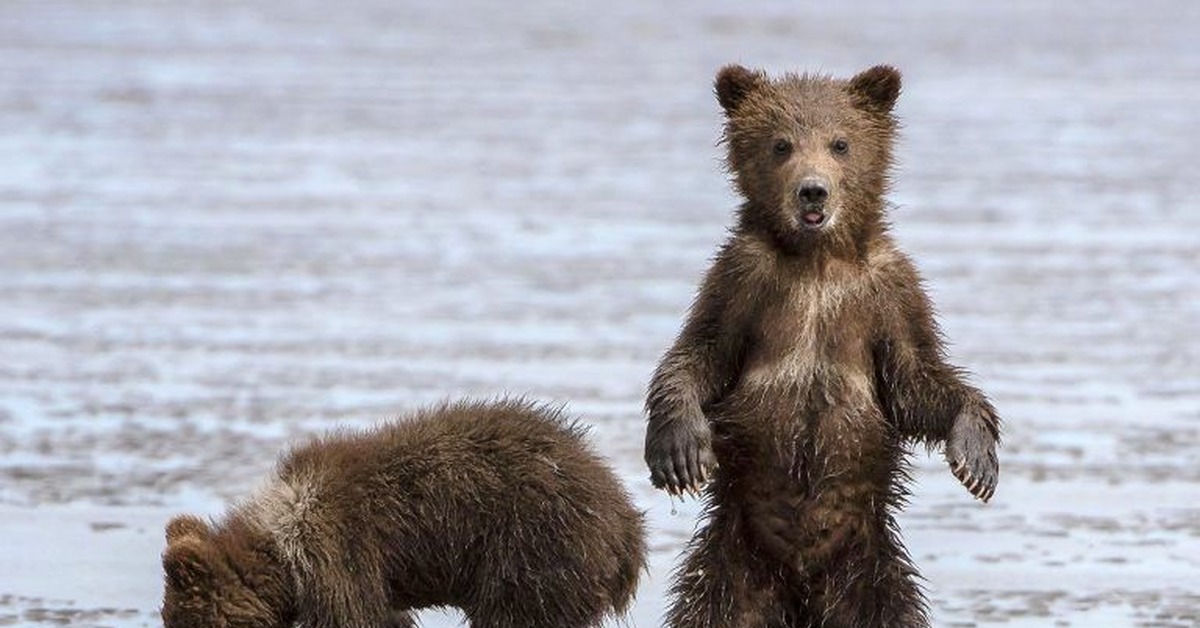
(646, 282, 744, 429)
(645, 348, 718, 429)
(644, 342, 725, 492)
(900, 370, 992, 442)
(877, 342, 993, 442)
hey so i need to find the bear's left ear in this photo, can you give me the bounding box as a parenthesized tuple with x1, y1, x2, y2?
(849, 65, 901, 114)
(166, 515, 211, 544)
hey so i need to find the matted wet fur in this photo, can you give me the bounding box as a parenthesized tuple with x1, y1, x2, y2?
(162, 399, 647, 628)
(644, 64, 1002, 628)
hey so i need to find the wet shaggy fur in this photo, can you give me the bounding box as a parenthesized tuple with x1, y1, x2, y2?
(162, 399, 647, 628)
(644, 65, 1002, 628)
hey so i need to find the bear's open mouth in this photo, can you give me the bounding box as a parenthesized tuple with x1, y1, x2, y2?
(800, 210, 827, 228)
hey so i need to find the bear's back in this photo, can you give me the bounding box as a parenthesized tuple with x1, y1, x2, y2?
(243, 398, 644, 623)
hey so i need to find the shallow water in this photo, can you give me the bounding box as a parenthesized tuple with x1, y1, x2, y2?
(1, 0, 1197, 626)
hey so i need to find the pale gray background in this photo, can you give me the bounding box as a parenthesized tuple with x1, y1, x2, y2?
(1, 0, 1197, 626)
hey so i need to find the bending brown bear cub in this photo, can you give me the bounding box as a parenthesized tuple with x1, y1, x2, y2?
(162, 399, 646, 628)
(645, 65, 1001, 627)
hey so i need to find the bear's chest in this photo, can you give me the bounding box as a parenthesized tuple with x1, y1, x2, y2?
(726, 270, 892, 470)
(740, 273, 877, 392)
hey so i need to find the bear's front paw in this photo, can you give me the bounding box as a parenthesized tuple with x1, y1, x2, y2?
(945, 407, 999, 503)
(644, 417, 716, 497)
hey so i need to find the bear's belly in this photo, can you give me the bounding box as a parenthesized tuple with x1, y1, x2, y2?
(714, 386, 892, 494)
(711, 372, 898, 566)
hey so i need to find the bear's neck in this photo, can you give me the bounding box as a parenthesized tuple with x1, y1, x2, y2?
(220, 513, 299, 626)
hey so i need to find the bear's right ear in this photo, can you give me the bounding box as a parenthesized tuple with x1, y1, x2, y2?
(166, 515, 211, 543)
(715, 64, 766, 115)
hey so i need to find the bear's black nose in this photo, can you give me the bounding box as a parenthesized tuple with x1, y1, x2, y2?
(797, 181, 828, 205)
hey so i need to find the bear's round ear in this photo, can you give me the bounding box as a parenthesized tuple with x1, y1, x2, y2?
(166, 515, 211, 543)
(848, 65, 902, 114)
(162, 537, 216, 590)
(715, 64, 766, 115)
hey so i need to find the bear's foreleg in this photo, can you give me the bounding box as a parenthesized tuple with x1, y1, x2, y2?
(876, 340, 1000, 501)
(646, 257, 755, 496)
(874, 276, 1001, 502)
(386, 609, 417, 628)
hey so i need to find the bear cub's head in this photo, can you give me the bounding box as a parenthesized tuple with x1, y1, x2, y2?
(716, 64, 902, 252)
(161, 514, 293, 628)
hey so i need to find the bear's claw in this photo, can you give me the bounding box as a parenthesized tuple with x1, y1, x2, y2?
(945, 406, 1000, 503)
(949, 454, 994, 502)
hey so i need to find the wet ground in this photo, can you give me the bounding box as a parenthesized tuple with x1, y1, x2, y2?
(1, 0, 1198, 626)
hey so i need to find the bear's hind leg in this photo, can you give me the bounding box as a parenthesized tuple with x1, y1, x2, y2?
(666, 508, 806, 628)
(812, 546, 928, 628)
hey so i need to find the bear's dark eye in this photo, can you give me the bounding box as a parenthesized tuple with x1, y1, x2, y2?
(772, 139, 793, 157)
(831, 138, 850, 155)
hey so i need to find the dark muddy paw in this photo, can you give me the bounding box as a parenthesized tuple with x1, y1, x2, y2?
(644, 417, 716, 498)
(946, 408, 999, 503)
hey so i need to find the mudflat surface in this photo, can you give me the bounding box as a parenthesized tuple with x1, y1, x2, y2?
(1, 1, 1197, 626)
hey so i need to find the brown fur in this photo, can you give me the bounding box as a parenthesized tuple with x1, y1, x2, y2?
(162, 399, 647, 628)
(644, 65, 1001, 628)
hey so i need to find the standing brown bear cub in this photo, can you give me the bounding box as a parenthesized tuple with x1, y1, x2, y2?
(645, 65, 1001, 627)
(162, 399, 646, 628)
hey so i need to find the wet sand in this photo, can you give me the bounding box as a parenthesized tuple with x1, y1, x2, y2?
(1, 0, 1197, 625)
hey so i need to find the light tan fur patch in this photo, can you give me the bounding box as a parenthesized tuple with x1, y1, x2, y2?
(244, 471, 324, 579)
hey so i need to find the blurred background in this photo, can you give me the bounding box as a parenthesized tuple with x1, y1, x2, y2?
(0, 0, 1197, 625)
